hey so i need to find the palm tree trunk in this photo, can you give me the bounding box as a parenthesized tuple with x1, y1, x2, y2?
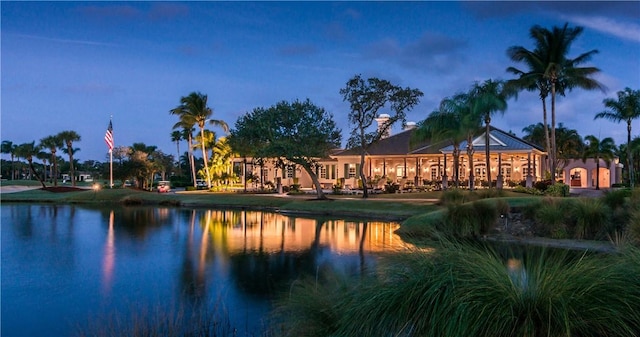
(188, 135, 197, 187)
(27, 158, 46, 188)
(596, 157, 600, 190)
(542, 97, 552, 177)
(550, 81, 557, 183)
(628, 121, 635, 188)
(485, 116, 491, 188)
(453, 146, 460, 188)
(67, 142, 76, 187)
(199, 127, 212, 189)
(467, 141, 475, 191)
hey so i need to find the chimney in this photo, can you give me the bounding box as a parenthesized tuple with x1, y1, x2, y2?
(404, 121, 417, 131)
(375, 114, 391, 139)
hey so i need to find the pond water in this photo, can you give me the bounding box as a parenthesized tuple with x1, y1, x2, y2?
(1, 204, 408, 337)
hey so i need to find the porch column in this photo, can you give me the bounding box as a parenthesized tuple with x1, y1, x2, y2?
(533, 155, 538, 181)
(383, 159, 386, 177)
(442, 153, 448, 190)
(415, 157, 420, 186)
(497, 153, 504, 189)
(526, 153, 533, 188)
(368, 158, 372, 178)
(403, 158, 407, 178)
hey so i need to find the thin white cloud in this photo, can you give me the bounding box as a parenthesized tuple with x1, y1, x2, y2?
(567, 16, 640, 43)
(9, 33, 118, 47)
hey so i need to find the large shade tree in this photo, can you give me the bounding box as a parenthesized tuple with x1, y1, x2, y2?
(170, 92, 228, 190)
(340, 74, 423, 198)
(40, 135, 63, 186)
(229, 99, 341, 199)
(507, 23, 605, 182)
(582, 135, 616, 190)
(57, 130, 81, 187)
(594, 87, 640, 187)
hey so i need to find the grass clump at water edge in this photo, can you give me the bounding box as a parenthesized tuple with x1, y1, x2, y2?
(274, 242, 640, 337)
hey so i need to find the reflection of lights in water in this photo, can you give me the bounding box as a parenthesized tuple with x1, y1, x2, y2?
(101, 210, 115, 295)
(191, 210, 411, 254)
(507, 258, 528, 290)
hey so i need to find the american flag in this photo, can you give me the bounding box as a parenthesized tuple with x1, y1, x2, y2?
(105, 120, 114, 151)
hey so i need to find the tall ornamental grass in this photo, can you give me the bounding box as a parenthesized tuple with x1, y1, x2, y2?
(570, 198, 611, 240)
(276, 242, 640, 337)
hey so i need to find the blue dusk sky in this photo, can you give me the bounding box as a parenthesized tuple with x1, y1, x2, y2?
(2, 1, 639, 162)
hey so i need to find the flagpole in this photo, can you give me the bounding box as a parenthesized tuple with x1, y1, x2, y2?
(109, 115, 113, 189)
(110, 148, 113, 189)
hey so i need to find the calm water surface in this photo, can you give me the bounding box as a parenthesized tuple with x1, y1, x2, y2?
(1, 204, 408, 337)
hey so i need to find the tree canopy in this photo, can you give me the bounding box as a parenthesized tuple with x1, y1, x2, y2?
(340, 74, 423, 197)
(229, 99, 341, 199)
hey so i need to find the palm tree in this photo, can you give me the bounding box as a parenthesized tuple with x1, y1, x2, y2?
(469, 79, 508, 187)
(522, 123, 547, 148)
(15, 142, 46, 188)
(555, 123, 584, 177)
(594, 87, 640, 187)
(507, 23, 605, 182)
(57, 130, 81, 187)
(582, 135, 616, 190)
(172, 122, 197, 187)
(413, 95, 479, 189)
(40, 135, 63, 186)
(1, 140, 17, 180)
(170, 92, 228, 189)
(170, 130, 183, 176)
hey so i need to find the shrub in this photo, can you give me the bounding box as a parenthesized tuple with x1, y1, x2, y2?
(570, 198, 610, 240)
(475, 188, 505, 199)
(534, 198, 569, 238)
(533, 179, 553, 191)
(602, 188, 632, 210)
(439, 188, 466, 205)
(513, 185, 544, 195)
(545, 183, 569, 197)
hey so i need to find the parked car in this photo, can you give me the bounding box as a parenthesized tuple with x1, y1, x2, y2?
(196, 180, 207, 190)
(157, 181, 171, 193)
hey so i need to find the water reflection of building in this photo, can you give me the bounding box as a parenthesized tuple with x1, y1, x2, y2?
(198, 210, 407, 254)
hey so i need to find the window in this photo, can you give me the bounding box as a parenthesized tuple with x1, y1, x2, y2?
(286, 166, 294, 178)
(348, 164, 356, 178)
(474, 164, 487, 180)
(396, 166, 404, 178)
(501, 165, 511, 181)
(262, 168, 269, 181)
(430, 164, 442, 181)
(522, 167, 532, 177)
(319, 165, 327, 179)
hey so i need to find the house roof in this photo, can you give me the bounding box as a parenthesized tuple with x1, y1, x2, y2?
(333, 126, 545, 157)
(440, 127, 545, 154)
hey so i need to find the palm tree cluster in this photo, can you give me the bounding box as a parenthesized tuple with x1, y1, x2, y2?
(506, 23, 606, 182)
(1, 130, 81, 187)
(170, 92, 230, 189)
(413, 80, 508, 190)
